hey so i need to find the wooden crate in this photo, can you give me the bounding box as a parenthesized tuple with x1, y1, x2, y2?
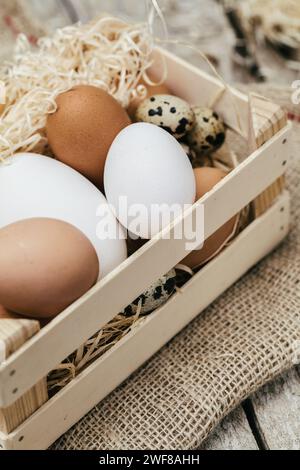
(0, 48, 292, 450)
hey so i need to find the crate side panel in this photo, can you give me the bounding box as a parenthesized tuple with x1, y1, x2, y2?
(6, 193, 290, 450)
(0, 124, 292, 408)
(0, 380, 48, 435)
(0, 320, 48, 434)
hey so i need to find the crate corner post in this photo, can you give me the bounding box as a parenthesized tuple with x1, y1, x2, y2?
(0, 319, 48, 448)
(248, 92, 289, 218)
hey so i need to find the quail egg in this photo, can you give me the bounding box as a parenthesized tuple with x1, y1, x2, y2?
(187, 106, 226, 155)
(136, 94, 195, 139)
(180, 143, 213, 168)
(122, 269, 177, 317)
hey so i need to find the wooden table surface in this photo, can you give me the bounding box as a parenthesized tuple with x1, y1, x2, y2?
(13, 0, 300, 450)
(203, 367, 300, 450)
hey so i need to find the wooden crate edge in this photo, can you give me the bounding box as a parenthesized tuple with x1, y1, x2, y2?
(248, 93, 289, 217)
(0, 319, 48, 435)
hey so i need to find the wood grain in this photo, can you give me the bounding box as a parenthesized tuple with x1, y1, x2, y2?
(202, 407, 258, 450)
(0, 320, 48, 435)
(250, 367, 300, 450)
(0, 317, 40, 362)
(248, 92, 288, 218)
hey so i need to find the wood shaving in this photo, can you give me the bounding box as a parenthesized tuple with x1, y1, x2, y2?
(0, 15, 154, 160)
(48, 310, 145, 394)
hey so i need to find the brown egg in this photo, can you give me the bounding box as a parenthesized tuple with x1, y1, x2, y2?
(182, 168, 238, 269)
(46, 85, 131, 188)
(127, 77, 170, 118)
(0, 305, 18, 320)
(0, 305, 51, 328)
(0, 218, 99, 319)
(193, 167, 228, 200)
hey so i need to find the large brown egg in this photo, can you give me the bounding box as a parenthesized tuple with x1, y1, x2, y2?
(0, 218, 99, 319)
(127, 77, 170, 118)
(46, 85, 131, 188)
(0, 306, 52, 328)
(182, 168, 238, 269)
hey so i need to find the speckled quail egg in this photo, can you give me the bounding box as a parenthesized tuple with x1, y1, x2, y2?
(135, 95, 195, 139)
(122, 269, 177, 317)
(180, 143, 197, 164)
(187, 106, 226, 155)
(180, 143, 213, 169)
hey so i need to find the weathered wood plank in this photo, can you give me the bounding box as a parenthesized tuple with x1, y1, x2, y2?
(250, 368, 300, 450)
(201, 406, 258, 450)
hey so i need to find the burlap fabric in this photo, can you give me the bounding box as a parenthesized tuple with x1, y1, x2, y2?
(51, 89, 300, 450)
(0, 1, 299, 451)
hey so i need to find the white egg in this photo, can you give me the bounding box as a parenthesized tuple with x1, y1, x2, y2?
(104, 123, 196, 239)
(0, 153, 127, 278)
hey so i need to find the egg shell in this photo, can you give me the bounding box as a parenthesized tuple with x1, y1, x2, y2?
(182, 168, 238, 269)
(136, 94, 195, 138)
(0, 305, 18, 320)
(122, 269, 177, 317)
(0, 305, 35, 322)
(127, 78, 170, 118)
(187, 106, 226, 155)
(0, 306, 51, 328)
(46, 85, 131, 189)
(0, 219, 100, 319)
(104, 123, 196, 239)
(0, 153, 127, 278)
